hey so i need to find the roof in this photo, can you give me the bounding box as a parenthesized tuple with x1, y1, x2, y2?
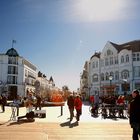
(109, 40, 140, 52)
(6, 48, 19, 57)
(90, 52, 101, 60)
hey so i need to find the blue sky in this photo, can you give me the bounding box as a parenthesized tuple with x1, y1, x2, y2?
(0, 0, 140, 91)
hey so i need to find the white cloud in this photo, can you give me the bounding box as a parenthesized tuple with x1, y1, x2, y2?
(69, 0, 132, 22)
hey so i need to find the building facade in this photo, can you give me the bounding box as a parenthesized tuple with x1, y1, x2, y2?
(80, 61, 89, 100)
(80, 40, 140, 97)
(0, 48, 37, 99)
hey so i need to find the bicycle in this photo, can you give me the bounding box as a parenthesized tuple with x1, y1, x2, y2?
(89, 104, 99, 117)
(98, 104, 108, 119)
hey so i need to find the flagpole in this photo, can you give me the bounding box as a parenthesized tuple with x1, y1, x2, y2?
(12, 40, 16, 48)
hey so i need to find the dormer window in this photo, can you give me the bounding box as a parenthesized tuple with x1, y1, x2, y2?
(107, 49, 113, 56)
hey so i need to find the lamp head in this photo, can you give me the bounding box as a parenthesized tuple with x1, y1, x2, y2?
(109, 75, 113, 80)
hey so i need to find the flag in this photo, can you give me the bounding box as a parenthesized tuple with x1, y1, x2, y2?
(12, 40, 16, 48)
(12, 40, 16, 43)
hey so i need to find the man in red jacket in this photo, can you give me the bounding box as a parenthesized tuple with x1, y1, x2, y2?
(74, 95, 82, 122)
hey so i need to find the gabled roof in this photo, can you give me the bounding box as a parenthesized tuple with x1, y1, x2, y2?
(90, 52, 101, 60)
(109, 40, 140, 52)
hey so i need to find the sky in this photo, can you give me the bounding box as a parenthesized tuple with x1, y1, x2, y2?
(0, 0, 140, 91)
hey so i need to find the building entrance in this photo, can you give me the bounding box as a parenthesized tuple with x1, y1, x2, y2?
(8, 86, 17, 100)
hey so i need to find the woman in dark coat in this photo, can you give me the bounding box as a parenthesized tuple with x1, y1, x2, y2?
(67, 94, 75, 121)
(129, 89, 140, 140)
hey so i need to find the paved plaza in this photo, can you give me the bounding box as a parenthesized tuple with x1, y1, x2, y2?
(0, 102, 132, 140)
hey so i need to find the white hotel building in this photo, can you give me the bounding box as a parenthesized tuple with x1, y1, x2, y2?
(80, 40, 140, 97)
(0, 48, 37, 99)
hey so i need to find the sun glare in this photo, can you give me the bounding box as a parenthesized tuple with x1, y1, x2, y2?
(73, 0, 127, 22)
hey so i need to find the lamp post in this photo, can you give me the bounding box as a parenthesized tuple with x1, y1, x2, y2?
(88, 85, 91, 97)
(109, 75, 113, 95)
(123, 79, 127, 95)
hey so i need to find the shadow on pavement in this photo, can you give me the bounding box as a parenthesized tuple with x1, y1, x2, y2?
(7, 119, 35, 126)
(0, 120, 11, 125)
(60, 121, 79, 128)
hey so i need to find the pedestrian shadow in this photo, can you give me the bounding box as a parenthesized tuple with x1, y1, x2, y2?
(7, 119, 35, 126)
(0, 120, 11, 125)
(60, 121, 79, 128)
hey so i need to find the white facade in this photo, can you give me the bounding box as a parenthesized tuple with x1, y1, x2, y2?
(0, 48, 37, 99)
(0, 48, 59, 99)
(80, 61, 89, 99)
(84, 40, 140, 96)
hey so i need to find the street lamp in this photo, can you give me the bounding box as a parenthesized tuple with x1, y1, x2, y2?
(109, 75, 113, 95)
(123, 79, 127, 95)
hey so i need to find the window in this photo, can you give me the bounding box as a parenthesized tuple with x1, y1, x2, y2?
(137, 53, 140, 61)
(134, 66, 140, 77)
(115, 71, 119, 80)
(92, 62, 95, 68)
(114, 56, 118, 64)
(105, 72, 109, 80)
(133, 53, 136, 61)
(100, 59, 104, 67)
(110, 57, 113, 65)
(8, 66, 18, 74)
(107, 49, 113, 56)
(96, 61, 98, 68)
(7, 76, 17, 84)
(121, 70, 129, 79)
(28, 71, 36, 79)
(92, 74, 98, 82)
(105, 58, 109, 66)
(133, 53, 140, 61)
(126, 54, 129, 62)
(8, 56, 18, 64)
(121, 56, 124, 63)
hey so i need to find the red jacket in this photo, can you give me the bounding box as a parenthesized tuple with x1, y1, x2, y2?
(74, 97, 82, 110)
(90, 96, 94, 103)
(117, 97, 124, 105)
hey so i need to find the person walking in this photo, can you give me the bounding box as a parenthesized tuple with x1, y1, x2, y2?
(129, 89, 140, 140)
(90, 95, 94, 106)
(13, 95, 22, 116)
(67, 94, 75, 121)
(35, 94, 42, 110)
(74, 94, 82, 122)
(25, 92, 36, 113)
(1, 94, 7, 112)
